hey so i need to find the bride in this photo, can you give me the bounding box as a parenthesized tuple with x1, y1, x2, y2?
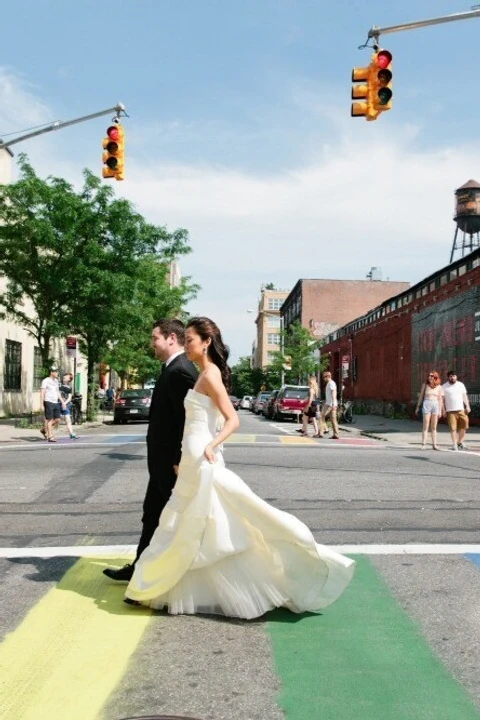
(125, 316, 355, 618)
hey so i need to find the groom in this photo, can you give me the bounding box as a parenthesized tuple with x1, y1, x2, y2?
(103, 318, 198, 581)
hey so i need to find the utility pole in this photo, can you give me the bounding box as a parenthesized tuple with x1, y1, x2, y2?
(0, 103, 126, 149)
(366, 6, 480, 41)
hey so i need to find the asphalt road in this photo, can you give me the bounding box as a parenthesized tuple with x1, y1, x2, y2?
(1, 410, 479, 548)
(1, 410, 480, 720)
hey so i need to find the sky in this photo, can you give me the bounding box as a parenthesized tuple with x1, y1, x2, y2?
(2, 0, 480, 362)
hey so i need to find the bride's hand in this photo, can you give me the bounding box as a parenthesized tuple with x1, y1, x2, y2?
(204, 444, 215, 463)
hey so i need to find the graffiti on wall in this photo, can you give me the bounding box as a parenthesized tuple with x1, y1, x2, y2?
(309, 319, 339, 339)
(412, 286, 480, 399)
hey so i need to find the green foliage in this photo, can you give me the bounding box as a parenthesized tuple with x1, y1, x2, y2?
(282, 320, 328, 384)
(0, 155, 198, 419)
(230, 357, 254, 397)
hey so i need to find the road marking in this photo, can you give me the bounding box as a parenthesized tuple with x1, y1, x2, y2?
(0, 557, 151, 720)
(268, 556, 480, 719)
(279, 436, 317, 445)
(2, 543, 480, 559)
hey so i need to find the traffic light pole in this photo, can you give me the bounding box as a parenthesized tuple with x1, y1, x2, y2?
(367, 7, 480, 41)
(0, 103, 126, 148)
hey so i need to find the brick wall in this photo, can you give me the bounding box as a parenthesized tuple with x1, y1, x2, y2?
(301, 280, 410, 338)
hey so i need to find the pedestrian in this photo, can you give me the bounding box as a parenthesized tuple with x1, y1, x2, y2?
(58, 372, 78, 439)
(105, 386, 115, 409)
(319, 370, 340, 439)
(414, 370, 443, 450)
(40, 366, 65, 442)
(103, 318, 199, 582)
(441, 370, 471, 451)
(123, 316, 354, 617)
(300, 375, 319, 437)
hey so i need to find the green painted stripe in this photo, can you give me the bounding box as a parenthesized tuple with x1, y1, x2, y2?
(267, 556, 480, 720)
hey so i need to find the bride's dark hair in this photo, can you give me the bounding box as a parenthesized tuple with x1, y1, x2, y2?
(187, 316, 231, 391)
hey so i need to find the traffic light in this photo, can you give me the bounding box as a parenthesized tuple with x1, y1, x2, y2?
(102, 123, 125, 181)
(351, 49, 392, 122)
(370, 50, 392, 118)
(351, 64, 370, 119)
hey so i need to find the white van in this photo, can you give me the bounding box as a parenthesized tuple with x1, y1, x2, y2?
(239, 395, 253, 409)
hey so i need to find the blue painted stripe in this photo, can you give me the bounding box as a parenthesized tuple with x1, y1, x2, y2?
(99, 435, 145, 443)
(465, 553, 480, 567)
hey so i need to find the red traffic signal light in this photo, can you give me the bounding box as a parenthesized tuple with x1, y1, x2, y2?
(372, 50, 392, 111)
(102, 123, 125, 181)
(351, 50, 393, 122)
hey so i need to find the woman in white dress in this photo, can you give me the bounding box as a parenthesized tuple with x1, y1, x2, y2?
(125, 317, 355, 619)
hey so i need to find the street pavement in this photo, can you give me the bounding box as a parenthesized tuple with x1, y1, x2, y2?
(0, 410, 479, 719)
(1, 409, 479, 450)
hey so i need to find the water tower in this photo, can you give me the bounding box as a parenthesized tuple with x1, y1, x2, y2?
(450, 179, 480, 262)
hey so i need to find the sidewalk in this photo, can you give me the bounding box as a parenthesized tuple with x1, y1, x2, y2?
(0, 416, 108, 444)
(340, 413, 480, 451)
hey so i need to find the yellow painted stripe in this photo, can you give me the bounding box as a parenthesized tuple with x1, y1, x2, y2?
(224, 434, 256, 443)
(279, 436, 316, 445)
(0, 557, 152, 720)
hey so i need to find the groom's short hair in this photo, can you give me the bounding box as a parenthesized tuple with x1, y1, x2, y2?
(153, 318, 186, 344)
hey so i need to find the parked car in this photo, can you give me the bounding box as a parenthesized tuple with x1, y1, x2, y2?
(262, 389, 279, 419)
(113, 388, 153, 424)
(229, 395, 240, 410)
(252, 391, 272, 415)
(239, 395, 253, 409)
(273, 385, 310, 422)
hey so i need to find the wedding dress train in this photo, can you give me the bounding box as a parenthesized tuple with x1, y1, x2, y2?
(126, 389, 354, 618)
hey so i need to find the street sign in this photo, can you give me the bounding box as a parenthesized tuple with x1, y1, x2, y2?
(66, 336, 77, 358)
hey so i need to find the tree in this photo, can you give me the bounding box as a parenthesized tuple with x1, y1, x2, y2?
(230, 357, 251, 397)
(0, 157, 88, 372)
(104, 256, 198, 387)
(0, 156, 198, 418)
(281, 320, 324, 384)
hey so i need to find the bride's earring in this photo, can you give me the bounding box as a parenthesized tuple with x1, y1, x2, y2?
(203, 347, 207, 355)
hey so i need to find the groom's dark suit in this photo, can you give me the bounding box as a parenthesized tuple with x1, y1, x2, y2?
(135, 352, 198, 561)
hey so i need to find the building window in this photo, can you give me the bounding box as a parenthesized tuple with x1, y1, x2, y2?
(267, 316, 281, 328)
(4, 340, 22, 391)
(266, 352, 276, 363)
(33, 347, 43, 390)
(267, 333, 280, 345)
(267, 298, 283, 310)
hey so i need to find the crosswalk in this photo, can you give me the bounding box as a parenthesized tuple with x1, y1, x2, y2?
(0, 432, 386, 450)
(1, 545, 480, 719)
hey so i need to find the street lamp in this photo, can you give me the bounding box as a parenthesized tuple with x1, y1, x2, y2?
(247, 309, 285, 386)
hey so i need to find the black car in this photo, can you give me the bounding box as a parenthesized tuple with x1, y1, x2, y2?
(229, 395, 240, 410)
(113, 389, 153, 424)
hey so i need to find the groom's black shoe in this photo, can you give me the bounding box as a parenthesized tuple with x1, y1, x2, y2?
(124, 597, 141, 606)
(103, 563, 134, 581)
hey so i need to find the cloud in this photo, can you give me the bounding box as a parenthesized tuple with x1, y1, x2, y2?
(2, 67, 479, 362)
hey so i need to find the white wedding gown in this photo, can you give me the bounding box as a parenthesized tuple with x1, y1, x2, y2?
(125, 389, 355, 618)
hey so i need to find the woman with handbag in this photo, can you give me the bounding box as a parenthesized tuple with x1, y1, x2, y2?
(415, 371, 444, 450)
(300, 375, 319, 437)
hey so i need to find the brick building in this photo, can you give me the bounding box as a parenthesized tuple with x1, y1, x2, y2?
(282, 274, 410, 342)
(320, 250, 480, 423)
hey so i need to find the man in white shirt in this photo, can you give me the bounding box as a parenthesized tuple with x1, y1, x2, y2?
(40, 367, 65, 442)
(442, 370, 471, 451)
(319, 370, 340, 440)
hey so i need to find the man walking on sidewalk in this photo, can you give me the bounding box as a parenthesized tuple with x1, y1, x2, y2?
(442, 370, 471, 451)
(319, 370, 340, 440)
(40, 367, 65, 442)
